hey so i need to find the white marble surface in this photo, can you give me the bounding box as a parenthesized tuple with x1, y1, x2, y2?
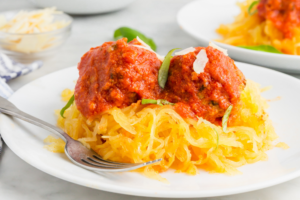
(1, 0, 300, 199)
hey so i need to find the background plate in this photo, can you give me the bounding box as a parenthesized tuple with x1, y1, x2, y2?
(1, 63, 300, 198)
(177, 0, 300, 73)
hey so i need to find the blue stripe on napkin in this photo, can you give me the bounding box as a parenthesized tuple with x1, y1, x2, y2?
(0, 54, 42, 82)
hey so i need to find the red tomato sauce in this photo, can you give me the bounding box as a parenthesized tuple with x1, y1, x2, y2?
(75, 38, 162, 119)
(257, 0, 300, 38)
(75, 39, 246, 124)
(161, 47, 245, 124)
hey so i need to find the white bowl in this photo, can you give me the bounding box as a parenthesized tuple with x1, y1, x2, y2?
(0, 10, 72, 63)
(28, 0, 136, 15)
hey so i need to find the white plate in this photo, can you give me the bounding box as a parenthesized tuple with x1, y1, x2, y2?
(1, 63, 300, 198)
(177, 0, 300, 74)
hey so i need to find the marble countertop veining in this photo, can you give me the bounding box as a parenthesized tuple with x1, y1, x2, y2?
(1, 0, 300, 199)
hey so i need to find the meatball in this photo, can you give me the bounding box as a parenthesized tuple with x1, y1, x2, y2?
(162, 46, 246, 124)
(75, 38, 162, 119)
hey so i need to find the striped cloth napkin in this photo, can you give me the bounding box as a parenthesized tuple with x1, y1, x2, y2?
(0, 53, 42, 155)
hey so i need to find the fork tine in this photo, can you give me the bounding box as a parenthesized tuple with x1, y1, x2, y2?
(82, 158, 145, 169)
(81, 159, 124, 168)
(92, 155, 128, 164)
(87, 157, 141, 167)
(79, 158, 163, 172)
(81, 158, 131, 169)
(92, 155, 143, 166)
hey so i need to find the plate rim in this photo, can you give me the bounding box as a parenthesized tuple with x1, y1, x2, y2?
(2, 63, 300, 198)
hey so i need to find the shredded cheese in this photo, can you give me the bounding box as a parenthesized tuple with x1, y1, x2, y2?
(209, 42, 228, 56)
(132, 44, 165, 62)
(175, 47, 196, 55)
(136, 36, 152, 50)
(193, 49, 208, 74)
(0, 7, 69, 34)
(0, 7, 71, 54)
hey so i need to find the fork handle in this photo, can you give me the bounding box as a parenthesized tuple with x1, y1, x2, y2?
(0, 106, 71, 142)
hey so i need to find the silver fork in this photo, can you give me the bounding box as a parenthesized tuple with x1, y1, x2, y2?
(0, 96, 161, 172)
